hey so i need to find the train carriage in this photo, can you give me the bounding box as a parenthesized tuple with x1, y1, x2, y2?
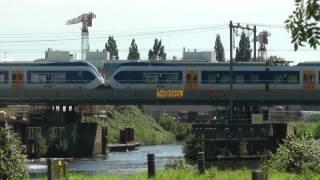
(108, 61, 320, 91)
(0, 61, 104, 90)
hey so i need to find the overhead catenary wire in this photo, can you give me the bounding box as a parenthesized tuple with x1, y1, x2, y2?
(0, 25, 226, 44)
(0, 23, 226, 37)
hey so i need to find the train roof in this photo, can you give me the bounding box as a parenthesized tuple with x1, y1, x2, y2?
(0, 61, 91, 67)
(297, 61, 320, 66)
(116, 61, 268, 67)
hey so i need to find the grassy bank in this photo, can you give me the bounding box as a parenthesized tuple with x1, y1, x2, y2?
(290, 121, 320, 137)
(83, 106, 175, 145)
(56, 168, 320, 180)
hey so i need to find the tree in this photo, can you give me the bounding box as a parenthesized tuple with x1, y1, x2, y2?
(214, 34, 225, 62)
(0, 125, 28, 179)
(105, 36, 119, 60)
(127, 39, 140, 60)
(148, 39, 167, 60)
(235, 32, 252, 62)
(285, 0, 320, 50)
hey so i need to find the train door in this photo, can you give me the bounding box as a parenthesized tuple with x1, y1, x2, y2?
(185, 70, 198, 90)
(303, 71, 315, 90)
(11, 70, 24, 90)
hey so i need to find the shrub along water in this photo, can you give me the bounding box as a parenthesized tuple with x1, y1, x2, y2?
(267, 134, 320, 173)
(158, 113, 191, 141)
(0, 124, 28, 179)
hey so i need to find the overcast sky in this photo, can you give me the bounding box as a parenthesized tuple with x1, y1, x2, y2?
(0, 0, 319, 63)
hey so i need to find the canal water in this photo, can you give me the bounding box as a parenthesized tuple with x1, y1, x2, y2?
(29, 144, 183, 177)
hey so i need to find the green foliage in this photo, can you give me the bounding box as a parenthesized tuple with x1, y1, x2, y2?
(148, 39, 166, 60)
(183, 134, 203, 160)
(83, 106, 175, 145)
(167, 159, 193, 170)
(46, 135, 67, 157)
(159, 114, 191, 141)
(285, 0, 320, 50)
(291, 121, 320, 138)
(52, 168, 320, 180)
(235, 32, 252, 62)
(214, 34, 225, 62)
(239, 140, 248, 156)
(267, 134, 320, 173)
(36, 136, 48, 156)
(0, 125, 28, 179)
(127, 39, 140, 60)
(105, 36, 119, 60)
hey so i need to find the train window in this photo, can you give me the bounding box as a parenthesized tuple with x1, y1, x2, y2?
(206, 73, 216, 84)
(78, 71, 83, 78)
(193, 74, 198, 82)
(0, 74, 5, 83)
(0, 71, 8, 83)
(274, 74, 284, 84)
(39, 74, 48, 83)
(143, 73, 158, 84)
(249, 74, 259, 84)
(160, 73, 179, 84)
(234, 74, 244, 84)
(30, 73, 48, 83)
(221, 74, 230, 83)
(51, 73, 66, 83)
(287, 74, 298, 84)
(187, 74, 191, 81)
(12, 74, 16, 81)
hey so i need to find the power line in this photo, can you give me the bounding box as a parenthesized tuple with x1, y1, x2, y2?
(238, 22, 285, 28)
(0, 23, 226, 37)
(0, 25, 226, 44)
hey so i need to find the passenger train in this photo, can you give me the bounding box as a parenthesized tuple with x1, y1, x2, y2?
(0, 61, 104, 90)
(108, 61, 319, 91)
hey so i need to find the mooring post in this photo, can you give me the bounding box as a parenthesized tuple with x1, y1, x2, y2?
(101, 126, 107, 155)
(62, 161, 69, 179)
(147, 153, 155, 178)
(47, 158, 55, 180)
(198, 151, 205, 174)
(252, 169, 265, 180)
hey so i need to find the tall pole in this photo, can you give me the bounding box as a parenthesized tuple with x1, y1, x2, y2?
(229, 21, 233, 124)
(253, 25, 257, 62)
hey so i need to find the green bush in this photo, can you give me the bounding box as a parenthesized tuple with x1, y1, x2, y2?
(83, 106, 175, 145)
(159, 114, 191, 141)
(290, 121, 319, 137)
(183, 134, 203, 161)
(268, 134, 320, 173)
(0, 125, 28, 179)
(314, 124, 320, 139)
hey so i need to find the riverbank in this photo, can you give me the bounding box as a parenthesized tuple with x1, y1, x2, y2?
(51, 168, 320, 180)
(82, 106, 176, 145)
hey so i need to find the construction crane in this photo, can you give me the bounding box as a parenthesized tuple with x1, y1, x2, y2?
(66, 12, 96, 60)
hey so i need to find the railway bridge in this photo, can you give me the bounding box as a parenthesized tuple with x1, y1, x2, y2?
(0, 89, 320, 105)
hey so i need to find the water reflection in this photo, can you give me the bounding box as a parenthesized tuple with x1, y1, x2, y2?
(29, 144, 183, 177)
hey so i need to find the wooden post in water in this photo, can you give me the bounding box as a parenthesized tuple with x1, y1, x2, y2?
(198, 151, 205, 174)
(101, 126, 108, 155)
(147, 153, 155, 178)
(47, 159, 55, 180)
(252, 169, 266, 180)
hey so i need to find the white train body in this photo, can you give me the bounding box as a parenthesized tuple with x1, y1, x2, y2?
(108, 61, 319, 91)
(0, 62, 104, 90)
